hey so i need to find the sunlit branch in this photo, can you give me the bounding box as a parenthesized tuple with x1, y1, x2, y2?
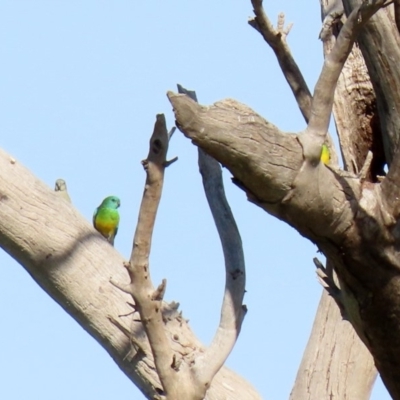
(249, 0, 312, 123)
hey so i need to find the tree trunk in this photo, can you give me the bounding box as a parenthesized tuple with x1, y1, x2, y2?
(291, 2, 382, 398)
(3, 1, 400, 399)
(168, 76, 400, 397)
(290, 291, 376, 399)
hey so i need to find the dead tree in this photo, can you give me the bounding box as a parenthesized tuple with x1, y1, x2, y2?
(2, 0, 400, 399)
(168, 1, 400, 398)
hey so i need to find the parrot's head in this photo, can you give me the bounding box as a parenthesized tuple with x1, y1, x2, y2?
(100, 196, 121, 209)
(55, 178, 67, 191)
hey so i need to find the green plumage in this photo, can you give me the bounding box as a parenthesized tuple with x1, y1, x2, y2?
(93, 196, 120, 245)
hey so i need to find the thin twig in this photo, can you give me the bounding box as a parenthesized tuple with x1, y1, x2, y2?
(177, 85, 246, 389)
(168, 127, 176, 140)
(358, 151, 373, 181)
(249, 0, 312, 122)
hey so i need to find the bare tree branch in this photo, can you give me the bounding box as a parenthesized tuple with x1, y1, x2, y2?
(249, 1, 342, 166)
(0, 147, 262, 400)
(345, 0, 400, 214)
(111, 114, 187, 399)
(320, 0, 385, 181)
(301, 0, 387, 163)
(196, 150, 247, 384)
(168, 89, 400, 397)
(167, 92, 352, 245)
(340, 0, 400, 169)
(176, 85, 247, 390)
(290, 6, 380, 394)
(110, 107, 247, 399)
(320, 0, 345, 41)
(358, 151, 374, 181)
(249, 0, 312, 122)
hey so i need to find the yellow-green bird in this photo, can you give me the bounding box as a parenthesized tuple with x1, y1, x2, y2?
(93, 196, 120, 245)
(320, 144, 331, 165)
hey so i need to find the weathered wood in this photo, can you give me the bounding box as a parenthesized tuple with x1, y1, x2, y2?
(289, 3, 380, 398)
(290, 290, 376, 400)
(168, 92, 353, 241)
(343, 0, 400, 164)
(323, 28, 384, 179)
(0, 147, 262, 400)
(168, 90, 400, 399)
(177, 85, 247, 395)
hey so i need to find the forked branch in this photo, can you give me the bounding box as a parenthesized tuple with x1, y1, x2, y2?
(249, 0, 343, 165)
(111, 107, 247, 399)
(111, 114, 183, 399)
(177, 85, 247, 388)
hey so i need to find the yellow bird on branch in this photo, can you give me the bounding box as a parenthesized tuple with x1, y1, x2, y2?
(320, 144, 331, 165)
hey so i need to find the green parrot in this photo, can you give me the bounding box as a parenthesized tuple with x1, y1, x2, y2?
(320, 144, 331, 165)
(93, 196, 120, 245)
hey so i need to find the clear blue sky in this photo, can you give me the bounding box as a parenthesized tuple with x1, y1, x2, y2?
(0, 1, 389, 399)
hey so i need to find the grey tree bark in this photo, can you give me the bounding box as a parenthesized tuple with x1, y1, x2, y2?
(0, 144, 260, 400)
(167, 2, 400, 397)
(3, 0, 400, 399)
(292, 1, 383, 398)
